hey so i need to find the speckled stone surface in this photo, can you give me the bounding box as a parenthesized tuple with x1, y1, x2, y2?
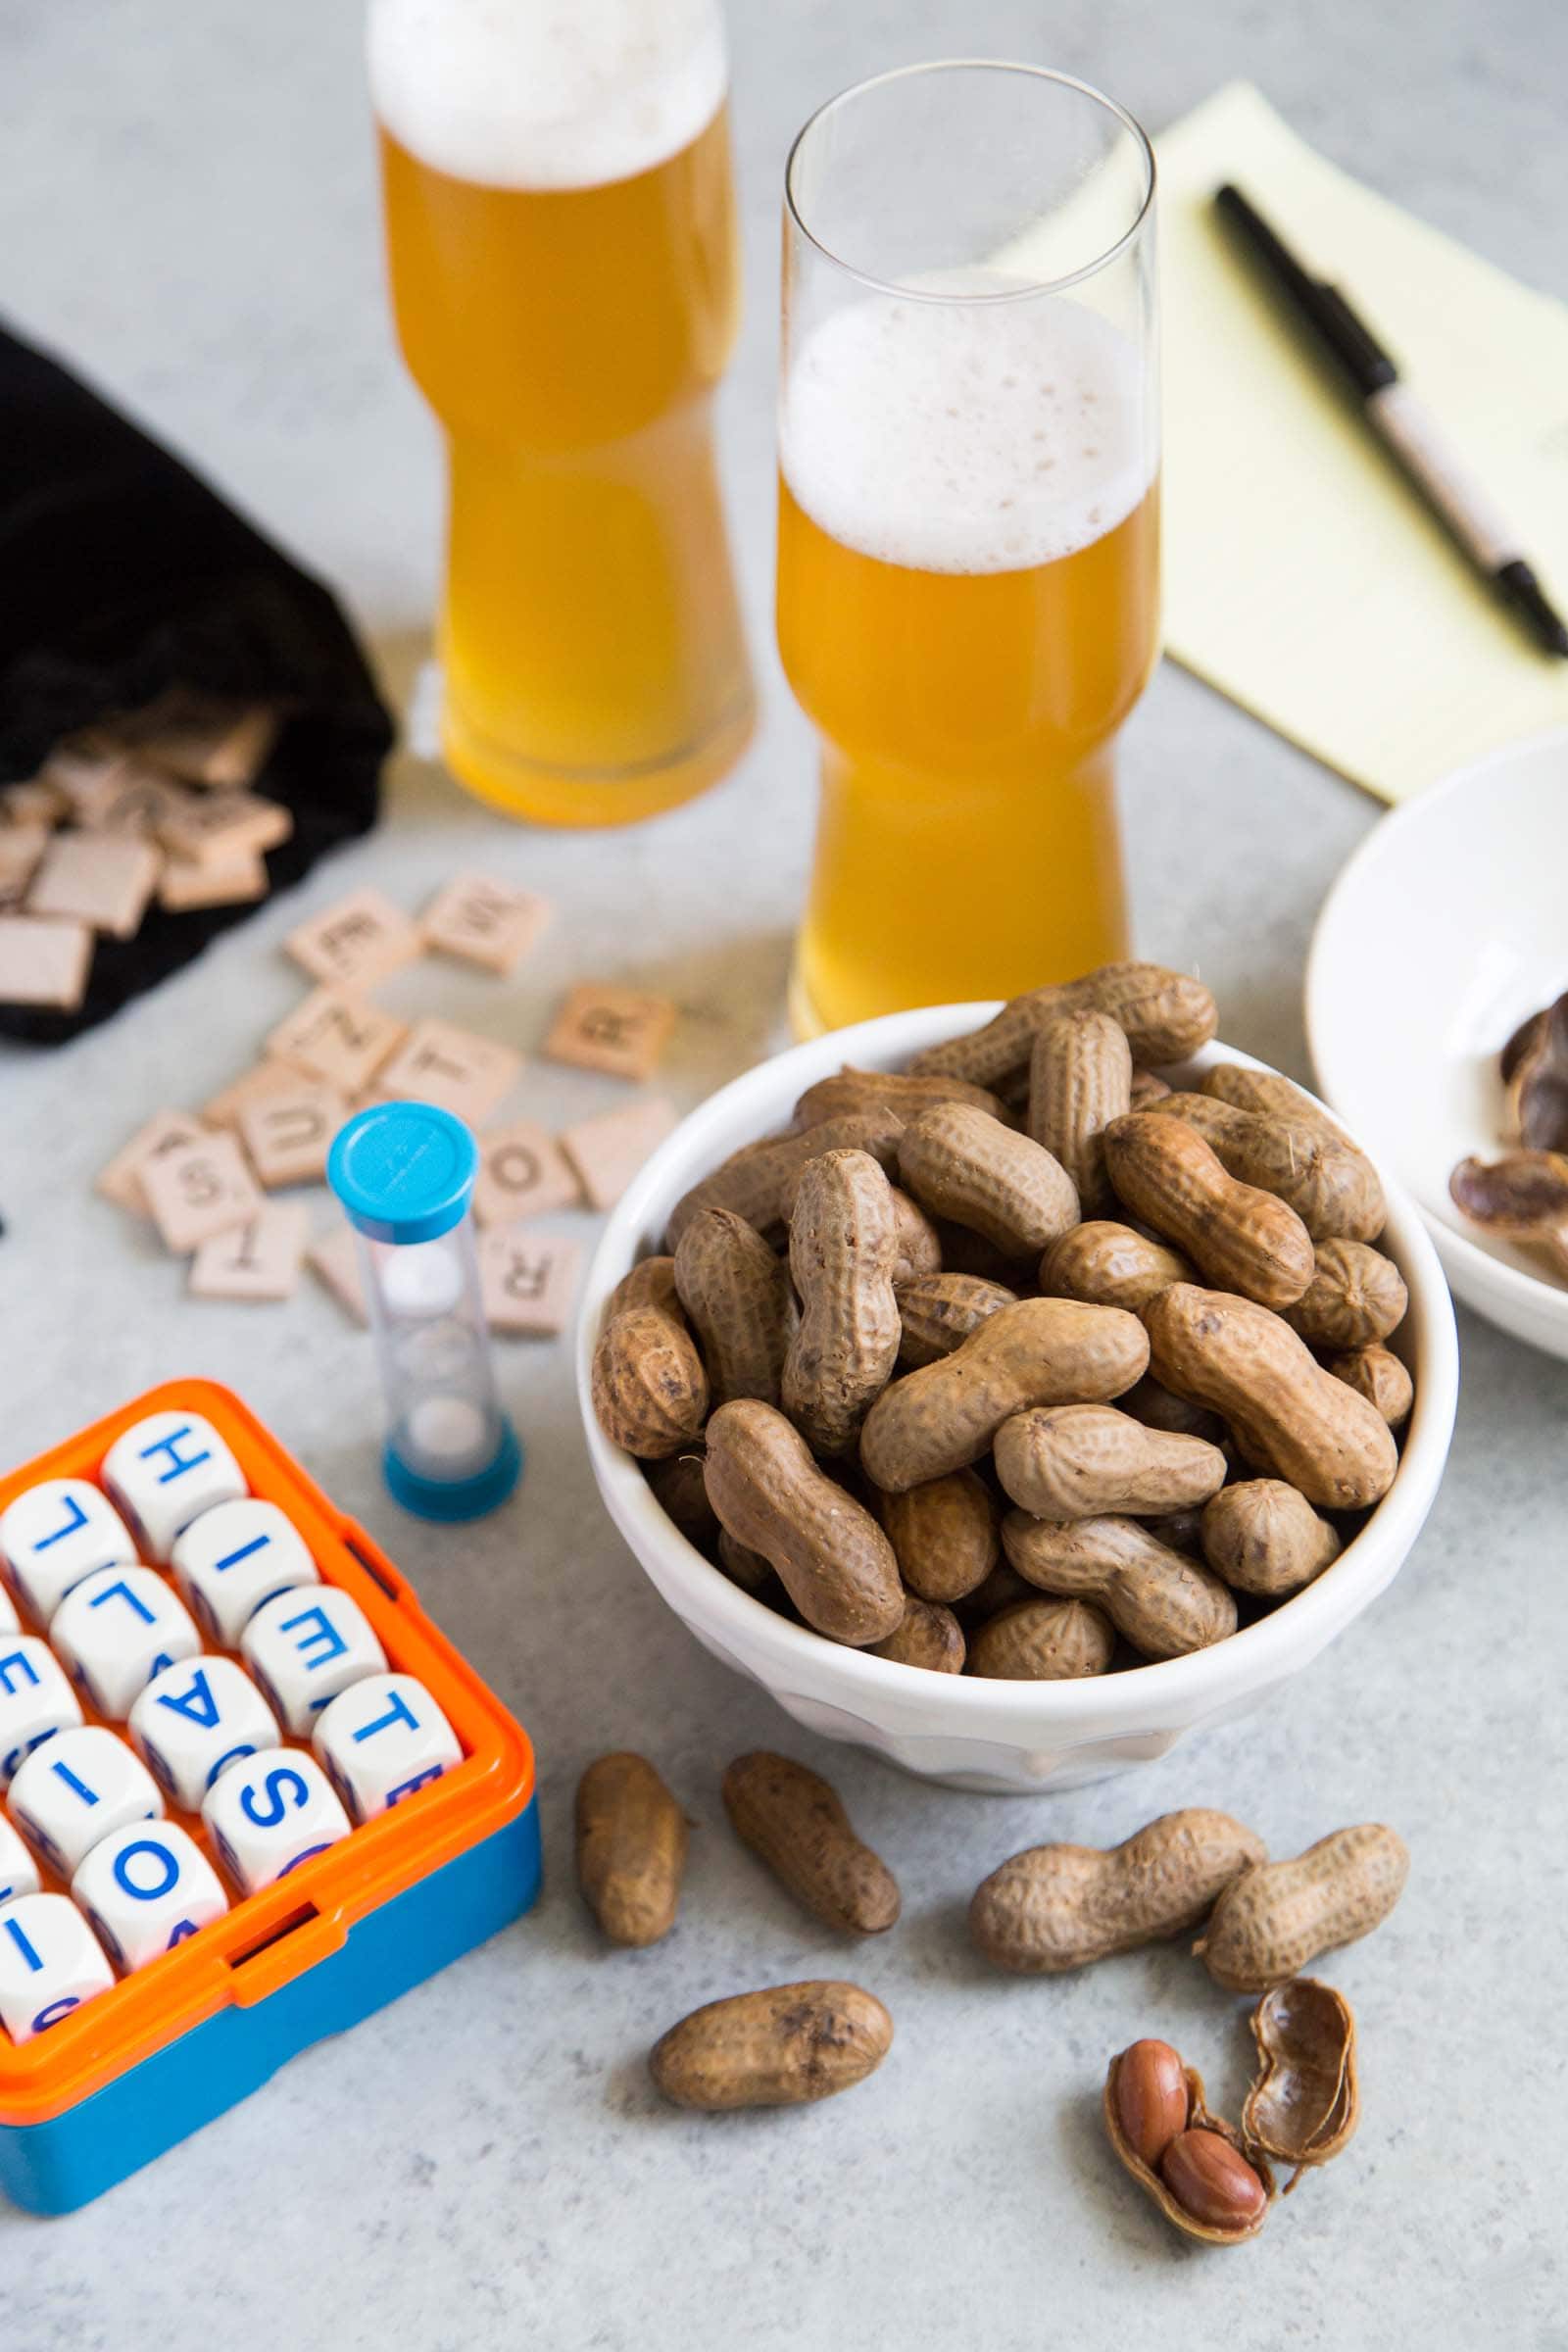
(3, 2, 1567, 2344)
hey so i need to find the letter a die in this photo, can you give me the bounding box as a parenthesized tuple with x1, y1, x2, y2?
(241, 1589, 386, 1736)
(0, 1894, 115, 2042)
(171, 1498, 318, 1646)
(0, 1479, 138, 1624)
(128, 1656, 280, 1811)
(202, 1750, 350, 1894)
(73, 1821, 228, 1972)
(313, 1674, 463, 1821)
(102, 1411, 247, 1562)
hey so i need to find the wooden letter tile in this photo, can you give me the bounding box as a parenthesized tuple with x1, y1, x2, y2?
(140, 1133, 263, 1254)
(0, 914, 93, 1008)
(478, 1230, 582, 1336)
(559, 1098, 678, 1211)
(156, 789, 292, 866)
(284, 887, 422, 990)
(97, 1109, 213, 1215)
(189, 1202, 309, 1301)
(238, 1083, 348, 1187)
(0, 823, 50, 907)
(27, 832, 161, 939)
(267, 989, 407, 1094)
(3, 778, 70, 828)
(375, 1018, 522, 1127)
(307, 1223, 368, 1325)
(471, 1121, 580, 1227)
(543, 983, 676, 1081)
(158, 849, 269, 912)
(420, 873, 552, 976)
(201, 1059, 302, 1132)
(132, 694, 279, 789)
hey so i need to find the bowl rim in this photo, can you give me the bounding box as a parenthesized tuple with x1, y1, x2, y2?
(1306, 724, 1568, 1335)
(576, 1003, 1459, 1733)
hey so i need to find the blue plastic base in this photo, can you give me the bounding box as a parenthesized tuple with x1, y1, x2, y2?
(0, 1795, 542, 2216)
(383, 1420, 522, 1522)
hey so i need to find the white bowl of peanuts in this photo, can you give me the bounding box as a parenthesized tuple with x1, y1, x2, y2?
(577, 972, 1458, 1793)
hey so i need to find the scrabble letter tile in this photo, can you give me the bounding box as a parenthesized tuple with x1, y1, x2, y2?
(156, 788, 292, 865)
(241, 1589, 387, 1737)
(375, 1017, 522, 1127)
(478, 1229, 581, 1336)
(559, 1098, 678, 1211)
(237, 1083, 347, 1188)
(313, 1673, 462, 1821)
(0, 821, 49, 906)
(0, 1639, 83, 1788)
(0, 913, 93, 1009)
(471, 1121, 579, 1227)
(171, 1498, 318, 1646)
(267, 987, 407, 1094)
(0, 1479, 138, 1624)
(27, 831, 161, 939)
(128, 1655, 280, 1811)
(73, 1820, 228, 1972)
(158, 848, 268, 912)
(140, 1133, 263, 1254)
(284, 887, 421, 990)
(51, 1568, 202, 1720)
(202, 1749, 351, 1894)
(0, 1816, 40, 1907)
(0, 1893, 115, 2040)
(102, 1409, 248, 1560)
(543, 983, 675, 1080)
(95, 1109, 213, 1216)
(8, 1726, 163, 1880)
(188, 1202, 310, 1301)
(420, 873, 550, 976)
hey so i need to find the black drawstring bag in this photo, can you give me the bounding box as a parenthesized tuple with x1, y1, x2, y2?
(0, 319, 393, 1045)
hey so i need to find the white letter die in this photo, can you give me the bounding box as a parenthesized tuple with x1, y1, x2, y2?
(0, 1893, 115, 2042)
(102, 1411, 247, 1561)
(50, 1568, 201, 1720)
(0, 1638, 83, 1788)
(241, 1588, 386, 1737)
(201, 1750, 351, 1894)
(128, 1656, 280, 1811)
(171, 1498, 318, 1646)
(0, 1479, 138, 1624)
(72, 1820, 228, 1972)
(314, 1674, 463, 1821)
(8, 1726, 164, 1879)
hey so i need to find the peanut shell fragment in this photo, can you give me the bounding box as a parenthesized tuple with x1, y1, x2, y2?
(650, 1981, 893, 2110)
(1243, 1978, 1359, 2181)
(722, 1751, 901, 1933)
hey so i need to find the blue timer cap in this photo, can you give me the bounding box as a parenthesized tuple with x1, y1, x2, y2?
(327, 1102, 479, 1245)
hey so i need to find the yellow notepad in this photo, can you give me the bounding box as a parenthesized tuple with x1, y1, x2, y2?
(1155, 81, 1568, 801)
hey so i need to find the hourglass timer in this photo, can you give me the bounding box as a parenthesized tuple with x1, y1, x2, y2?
(327, 1102, 521, 1520)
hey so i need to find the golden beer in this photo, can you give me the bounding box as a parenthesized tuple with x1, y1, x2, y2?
(370, 3, 753, 825)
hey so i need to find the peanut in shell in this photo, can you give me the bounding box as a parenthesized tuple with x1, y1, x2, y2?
(1103, 1112, 1315, 1309)
(1025, 1007, 1132, 1218)
(1196, 1823, 1409, 1991)
(993, 1403, 1227, 1522)
(971, 1809, 1266, 1973)
(1002, 1510, 1238, 1660)
(1148, 1092, 1385, 1244)
(1282, 1238, 1408, 1351)
(673, 1206, 797, 1409)
(1039, 1219, 1193, 1313)
(574, 1753, 689, 1948)
(794, 1064, 1013, 1130)
(650, 1981, 893, 2110)
(1200, 1479, 1342, 1597)
(879, 1467, 998, 1603)
(722, 1751, 901, 1933)
(592, 1287, 710, 1461)
(782, 1148, 902, 1456)
(909, 963, 1218, 1089)
(703, 1399, 905, 1645)
(898, 1101, 1079, 1256)
(964, 1596, 1114, 1681)
(869, 1592, 966, 1672)
(895, 1270, 1018, 1369)
(664, 1110, 905, 1250)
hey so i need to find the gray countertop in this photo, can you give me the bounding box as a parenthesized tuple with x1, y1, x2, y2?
(3, 2, 1566, 2345)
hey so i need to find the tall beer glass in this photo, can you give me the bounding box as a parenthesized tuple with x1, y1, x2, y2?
(369, 0, 755, 826)
(777, 64, 1158, 1031)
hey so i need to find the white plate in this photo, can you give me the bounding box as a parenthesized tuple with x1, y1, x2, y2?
(1307, 728, 1568, 1359)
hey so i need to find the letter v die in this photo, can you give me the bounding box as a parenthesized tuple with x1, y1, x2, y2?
(50, 1568, 201, 1720)
(0, 1894, 115, 2042)
(241, 1588, 386, 1736)
(102, 1411, 247, 1562)
(172, 1498, 318, 1646)
(202, 1750, 351, 1894)
(128, 1656, 280, 1811)
(73, 1821, 228, 1972)
(314, 1674, 463, 1821)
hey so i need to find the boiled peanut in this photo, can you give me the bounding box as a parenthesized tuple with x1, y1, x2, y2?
(1104, 1112, 1315, 1308)
(965, 1596, 1114, 1681)
(1002, 1511, 1238, 1659)
(703, 1400, 905, 1645)
(716, 1528, 776, 1595)
(970, 1808, 1266, 1972)
(1160, 2130, 1269, 2233)
(898, 1101, 1079, 1256)
(645, 1449, 717, 1550)
(1282, 1239, 1408, 1350)
(1328, 1344, 1414, 1428)
(909, 962, 1218, 1089)
(1129, 1068, 1172, 1108)
(895, 1270, 1018, 1369)
(1199, 1060, 1356, 1144)
(1145, 1284, 1399, 1509)
(869, 1592, 966, 1673)
(649, 1981, 893, 2110)
(574, 1753, 688, 1948)
(1200, 1480, 1342, 1597)
(664, 1111, 904, 1249)
(1119, 1372, 1227, 1446)
(1243, 1978, 1359, 2173)
(1197, 1824, 1410, 1991)
(860, 1297, 1149, 1494)
(993, 1404, 1227, 1521)
(888, 1187, 944, 1286)
(1039, 1219, 1193, 1313)
(782, 1149, 902, 1456)
(1149, 1093, 1385, 1244)
(794, 1064, 1013, 1130)
(673, 1207, 797, 1409)
(1026, 1007, 1131, 1218)
(879, 1467, 998, 1602)
(722, 1751, 901, 1934)
(592, 1260, 710, 1460)
(1111, 2037, 1191, 2167)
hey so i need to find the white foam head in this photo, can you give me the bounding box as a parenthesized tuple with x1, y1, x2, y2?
(368, 0, 727, 191)
(780, 281, 1152, 575)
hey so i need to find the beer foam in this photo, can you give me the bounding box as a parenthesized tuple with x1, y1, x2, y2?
(368, 0, 726, 190)
(780, 286, 1152, 574)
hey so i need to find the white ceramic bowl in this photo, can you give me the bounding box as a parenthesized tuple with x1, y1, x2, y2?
(577, 1005, 1458, 1794)
(1307, 728, 1568, 1360)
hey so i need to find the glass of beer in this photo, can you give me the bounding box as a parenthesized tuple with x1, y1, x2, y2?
(777, 63, 1158, 1031)
(369, 0, 755, 827)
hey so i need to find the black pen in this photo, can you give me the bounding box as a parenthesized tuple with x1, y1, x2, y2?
(1214, 181, 1568, 660)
